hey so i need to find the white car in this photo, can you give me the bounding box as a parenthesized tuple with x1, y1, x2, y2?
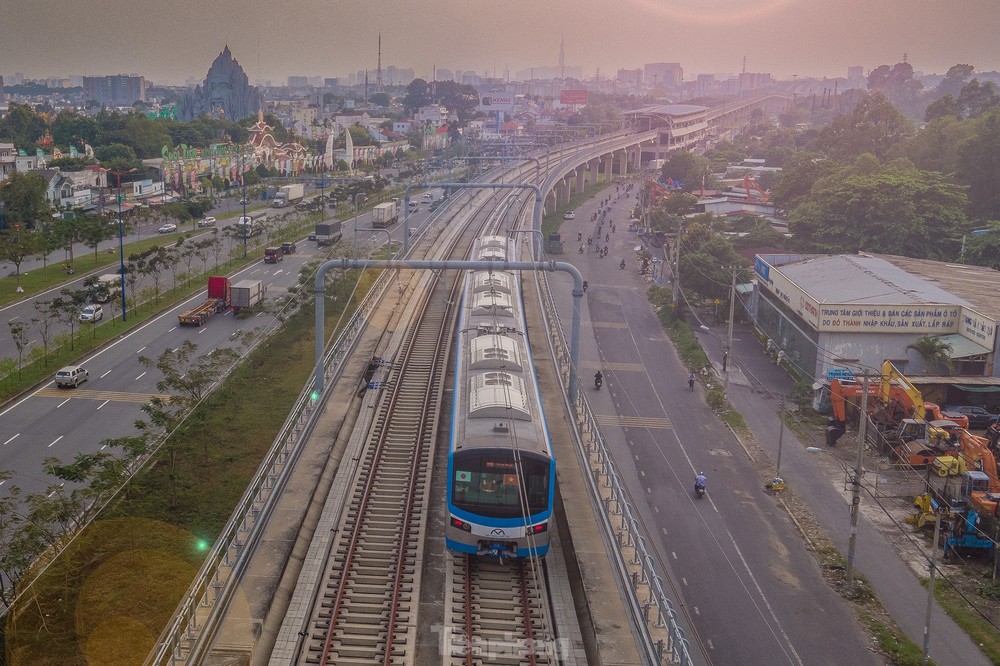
(564, 210, 576, 220)
(197, 216, 217, 228)
(80, 304, 104, 322)
(158, 223, 177, 234)
(55, 365, 89, 388)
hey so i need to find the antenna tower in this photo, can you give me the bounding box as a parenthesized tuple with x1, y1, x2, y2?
(377, 34, 383, 89)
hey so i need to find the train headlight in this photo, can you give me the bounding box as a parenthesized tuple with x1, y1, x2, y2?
(531, 522, 547, 534)
(451, 517, 472, 532)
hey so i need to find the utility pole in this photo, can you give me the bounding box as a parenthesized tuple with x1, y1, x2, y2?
(672, 221, 682, 317)
(846, 371, 870, 584)
(724, 268, 737, 398)
(922, 515, 941, 665)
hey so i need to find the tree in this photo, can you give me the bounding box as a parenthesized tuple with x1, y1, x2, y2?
(957, 79, 1000, 119)
(51, 109, 98, 148)
(403, 79, 431, 112)
(0, 225, 41, 288)
(815, 93, 915, 161)
(432, 81, 480, 125)
(787, 158, 968, 258)
(661, 150, 712, 191)
(8, 320, 31, 378)
(33, 300, 59, 362)
(956, 107, 1000, 221)
(94, 142, 140, 172)
(0, 171, 49, 230)
(77, 213, 116, 262)
(0, 103, 47, 150)
(906, 335, 954, 374)
(370, 92, 391, 107)
(899, 115, 973, 175)
(962, 222, 1000, 267)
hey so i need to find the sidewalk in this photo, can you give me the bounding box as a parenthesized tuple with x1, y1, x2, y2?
(695, 318, 992, 666)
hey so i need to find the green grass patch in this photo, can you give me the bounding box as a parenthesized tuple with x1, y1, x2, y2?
(6, 262, 377, 664)
(933, 578, 1000, 665)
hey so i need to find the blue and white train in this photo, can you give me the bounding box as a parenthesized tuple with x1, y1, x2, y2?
(445, 235, 555, 559)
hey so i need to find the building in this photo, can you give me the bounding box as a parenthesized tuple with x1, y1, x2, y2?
(616, 69, 643, 84)
(287, 76, 309, 88)
(643, 62, 683, 87)
(0, 143, 16, 182)
(82, 75, 147, 106)
(752, 254, 1000, 394)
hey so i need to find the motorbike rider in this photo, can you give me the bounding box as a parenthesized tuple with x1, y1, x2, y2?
(582, 280, 589, 292)
(594, 370, 603, 389)
(620, 258, 626, 270)
(688, 372, 696, 391)
(695, 472, 707, 493)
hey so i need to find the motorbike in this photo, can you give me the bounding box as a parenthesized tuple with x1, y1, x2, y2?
(695, 484, 706, 499)
(594, 374, 603, 390)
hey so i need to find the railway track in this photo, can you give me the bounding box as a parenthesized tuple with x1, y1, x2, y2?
(304, 270, 458, 664)
(444, 554, 555, 666)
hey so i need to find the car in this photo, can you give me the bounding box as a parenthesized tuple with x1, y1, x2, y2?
(280, 242, 296, 254)
(308, 232, 317, 241)
(158, 223, 177, 234)
(197, 216, 217, 228)
(79, 304, 104, 322)
(55, 365, 89, 388)
(239, 197, 248, 204)
(263, 247, 284, 263)
(564, 210, 576, 220)
(943, 405, 1000, 429)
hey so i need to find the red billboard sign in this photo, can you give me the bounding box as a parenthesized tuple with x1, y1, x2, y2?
(560, 89, 589, 105)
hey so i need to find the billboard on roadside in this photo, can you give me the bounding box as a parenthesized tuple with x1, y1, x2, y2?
(478, 93, 515, 111)
(560, 89, 589, 105)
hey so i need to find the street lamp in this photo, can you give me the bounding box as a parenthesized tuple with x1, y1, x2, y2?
(352, 193, 367, 255)
(106, 167, 136, 321)
(240, 148, 249, 259)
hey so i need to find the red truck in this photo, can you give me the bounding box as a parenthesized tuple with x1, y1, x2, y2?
(178, 276, 231, 326)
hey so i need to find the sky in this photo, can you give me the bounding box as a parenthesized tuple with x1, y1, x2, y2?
(2, 0, 999, 85)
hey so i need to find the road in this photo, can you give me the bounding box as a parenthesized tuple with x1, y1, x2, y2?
(548, 183, 878, 664)
(0, 198, 436, 503)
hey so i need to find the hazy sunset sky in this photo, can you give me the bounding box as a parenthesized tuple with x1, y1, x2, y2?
(2, 0, 998, 84)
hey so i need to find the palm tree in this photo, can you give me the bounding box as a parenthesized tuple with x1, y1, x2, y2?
(906, 335, 954, 375)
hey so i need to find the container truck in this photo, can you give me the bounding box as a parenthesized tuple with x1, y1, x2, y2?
(274, 183, 305, 207)
(231, 279, 265, 311)
(314, 221, 343, 247)
(371, 201, 398, 228)
(178, 276, 231, 326)
(235, 215, 265, 237)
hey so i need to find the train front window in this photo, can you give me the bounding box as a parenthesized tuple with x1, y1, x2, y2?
(451, 452, 549, 517)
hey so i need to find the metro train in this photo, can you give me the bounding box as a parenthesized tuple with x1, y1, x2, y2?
(445, 235, 555, 559)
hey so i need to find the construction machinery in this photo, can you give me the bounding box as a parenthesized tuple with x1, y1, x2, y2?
(743, 175, 769, 202)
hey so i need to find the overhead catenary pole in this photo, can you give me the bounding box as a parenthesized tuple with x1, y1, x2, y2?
(846, 371, 870, 584)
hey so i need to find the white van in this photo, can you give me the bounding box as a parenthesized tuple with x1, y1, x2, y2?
(421, 192, 433, 203)
(55, 365, 89, 388)
(408, 200, 419, 212)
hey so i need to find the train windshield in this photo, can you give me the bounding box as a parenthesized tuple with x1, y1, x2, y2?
(451, 451, 550, 518)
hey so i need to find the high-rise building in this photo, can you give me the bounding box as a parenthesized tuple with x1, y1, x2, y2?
(287, 76, 309, 88)
(82, 75, 147, 106)
(643, 63, 683, 87)
(616, 69, 642, 84)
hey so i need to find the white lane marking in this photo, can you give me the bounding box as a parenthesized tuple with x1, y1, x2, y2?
(135, 371, 146, 381)
(101, 369, 113, 378)
(671, 551, 677, 559)
(693, 606, 700, 616)
(97, 400, 110, 410)
(58, 398, 71, 408)
(682, 577, 688, 586)
(3, 434, 20, 446)
(653, 505, 659, 513)
(707, 639, 714, 650)
(48, 436, 64, 448)
(136, 346, 146, 354)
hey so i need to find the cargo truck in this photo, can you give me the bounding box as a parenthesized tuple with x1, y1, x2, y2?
(178, 276, 231, 326)
(235, 215, 265, 237)
(90, 273, 123, 303)
(273, 183, 305, 207)
(231, 279, 265, 312)
(315, 221, 343, 247)
(371, 201, 398, 228)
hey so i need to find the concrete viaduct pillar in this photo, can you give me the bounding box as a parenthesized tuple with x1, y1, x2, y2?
(576, 168, 585, 194)
(603, 153, 613, 182)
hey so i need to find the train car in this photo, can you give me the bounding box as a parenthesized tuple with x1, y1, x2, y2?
(446, 235, 555, 559)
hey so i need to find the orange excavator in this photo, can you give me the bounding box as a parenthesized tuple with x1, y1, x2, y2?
(826, 361, 968, 446)
(955, 429, 1000, 515)
(743, 175, 769, 202)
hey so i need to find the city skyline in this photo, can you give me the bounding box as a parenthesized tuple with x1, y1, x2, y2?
(1, 0, 999, 85)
